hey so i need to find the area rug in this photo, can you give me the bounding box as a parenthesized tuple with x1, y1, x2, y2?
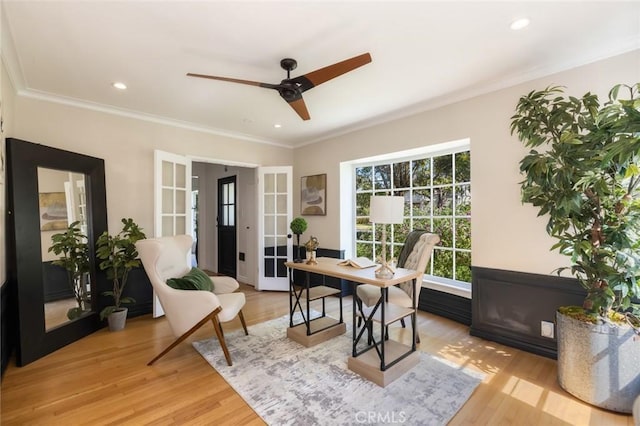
(193, 314, 483, 425)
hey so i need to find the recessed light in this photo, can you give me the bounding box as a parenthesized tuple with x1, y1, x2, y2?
(510, 18, 530, 31)
(112, 82, 127, 90)
(274, 124, 282, 128)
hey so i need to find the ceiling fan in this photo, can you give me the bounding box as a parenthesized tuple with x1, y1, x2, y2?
(187, 52, 372, 121)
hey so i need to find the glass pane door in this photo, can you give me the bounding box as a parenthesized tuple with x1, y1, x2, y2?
(257, 166, 292, 291)
(153, 150, 192, 316)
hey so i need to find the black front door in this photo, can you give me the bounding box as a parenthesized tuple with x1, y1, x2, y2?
(217, 175, 237, 277)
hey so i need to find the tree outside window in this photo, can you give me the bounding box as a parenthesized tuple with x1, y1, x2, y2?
(354, 149, 471, 283)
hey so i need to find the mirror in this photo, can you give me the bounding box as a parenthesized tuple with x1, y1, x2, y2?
(38, 168, 92, 330)
(6, 138, 107, 366)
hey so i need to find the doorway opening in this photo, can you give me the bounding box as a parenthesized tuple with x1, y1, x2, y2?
(191, 162, 256, 286)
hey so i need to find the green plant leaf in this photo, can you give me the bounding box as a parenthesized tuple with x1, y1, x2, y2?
(511, 82, 640, 318)
(96, 218, 146, 311)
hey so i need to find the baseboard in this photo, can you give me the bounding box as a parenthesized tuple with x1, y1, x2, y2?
(471, 267, 586, 359)
(418, 288, 471, 326)
(127, 301, 153, 318)
(469, 326, 559, 359)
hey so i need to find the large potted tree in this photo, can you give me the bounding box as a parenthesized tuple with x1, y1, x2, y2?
(96, 218, 146, 331)
(510, 83, 640, 412)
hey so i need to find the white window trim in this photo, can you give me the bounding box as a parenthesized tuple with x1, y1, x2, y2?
(422, 275, 472, 299)
(345, 138, 472, 283)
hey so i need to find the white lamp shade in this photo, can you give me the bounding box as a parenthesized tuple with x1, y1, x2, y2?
(369, 195, 404, 224)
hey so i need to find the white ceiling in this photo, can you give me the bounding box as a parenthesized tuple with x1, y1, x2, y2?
(2, 1, 639, 148)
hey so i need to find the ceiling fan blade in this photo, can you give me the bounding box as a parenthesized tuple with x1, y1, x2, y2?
(186, 73, 278, 89)
(287, 98, 310, 121)
(291, 52, 372, 92)
(188, 54, 370, 121)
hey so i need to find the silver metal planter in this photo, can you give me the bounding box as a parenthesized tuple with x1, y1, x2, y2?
(107, 308, 128, 332)
(557, 311, 640, 413)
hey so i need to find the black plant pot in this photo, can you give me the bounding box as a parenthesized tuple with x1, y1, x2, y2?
(294, 234, 303, 263)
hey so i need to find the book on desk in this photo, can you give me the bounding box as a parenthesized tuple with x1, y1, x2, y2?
(337, 257, 377, 269)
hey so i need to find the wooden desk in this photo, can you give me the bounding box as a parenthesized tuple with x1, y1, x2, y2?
(286, 257, 422, 386)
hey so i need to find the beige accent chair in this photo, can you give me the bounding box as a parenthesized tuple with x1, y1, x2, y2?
(136, 235, 247, 366)
(356, 231, 440, 343)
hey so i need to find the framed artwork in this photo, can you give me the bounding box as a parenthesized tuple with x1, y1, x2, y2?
(39, 192, 68, 231)
(301, 174, 326, 216)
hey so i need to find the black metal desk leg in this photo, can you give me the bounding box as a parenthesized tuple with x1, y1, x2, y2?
(380, 287, 387, 371)
(339, 286, 343, 323)
(288, 268, 293, 328)
(352, 281, 357, 357)
(412, 277, 417, 351)
(305, 271, 311, 336)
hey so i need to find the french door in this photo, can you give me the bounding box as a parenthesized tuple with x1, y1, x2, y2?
(151, 156, 292, 292)
(257, 166, 292, 291)
(153, 150, 192, 316)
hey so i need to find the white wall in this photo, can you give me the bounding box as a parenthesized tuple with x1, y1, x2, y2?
(10, 96, 293, 241)
(293, 50, 640, 277)
(1, 58, 16, 286)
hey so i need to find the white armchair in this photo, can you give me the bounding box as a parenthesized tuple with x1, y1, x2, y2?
(136, 235, 247, 366)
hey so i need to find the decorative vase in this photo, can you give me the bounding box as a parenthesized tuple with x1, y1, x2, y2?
(556, 311, 640, 413)
(305, 250, 317, 265)
(108, 308, 128, 332)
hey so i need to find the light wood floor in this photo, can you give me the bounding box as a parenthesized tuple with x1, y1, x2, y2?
(1, 284, 634, 425)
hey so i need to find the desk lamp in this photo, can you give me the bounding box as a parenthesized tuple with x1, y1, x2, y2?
(369, 195, 404, 279)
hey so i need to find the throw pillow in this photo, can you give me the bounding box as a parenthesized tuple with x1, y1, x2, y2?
(166, 267, 213, 291)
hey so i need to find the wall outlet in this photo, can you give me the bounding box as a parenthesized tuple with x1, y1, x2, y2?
(541, 320, 555, 338)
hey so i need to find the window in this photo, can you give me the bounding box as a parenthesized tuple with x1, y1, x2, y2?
(220, 181, 235, 226)
(354, 148, 471, 284)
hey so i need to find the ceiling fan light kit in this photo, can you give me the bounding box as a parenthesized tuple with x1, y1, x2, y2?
(187, 52, 372, 120)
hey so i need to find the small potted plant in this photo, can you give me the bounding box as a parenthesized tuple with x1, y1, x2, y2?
(290, 217, 308, 263)
(510, 83, 640, 412)
(304, 236, 319, 265)
(96, 218, 146, 331)
(48, 221, 90, 319)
